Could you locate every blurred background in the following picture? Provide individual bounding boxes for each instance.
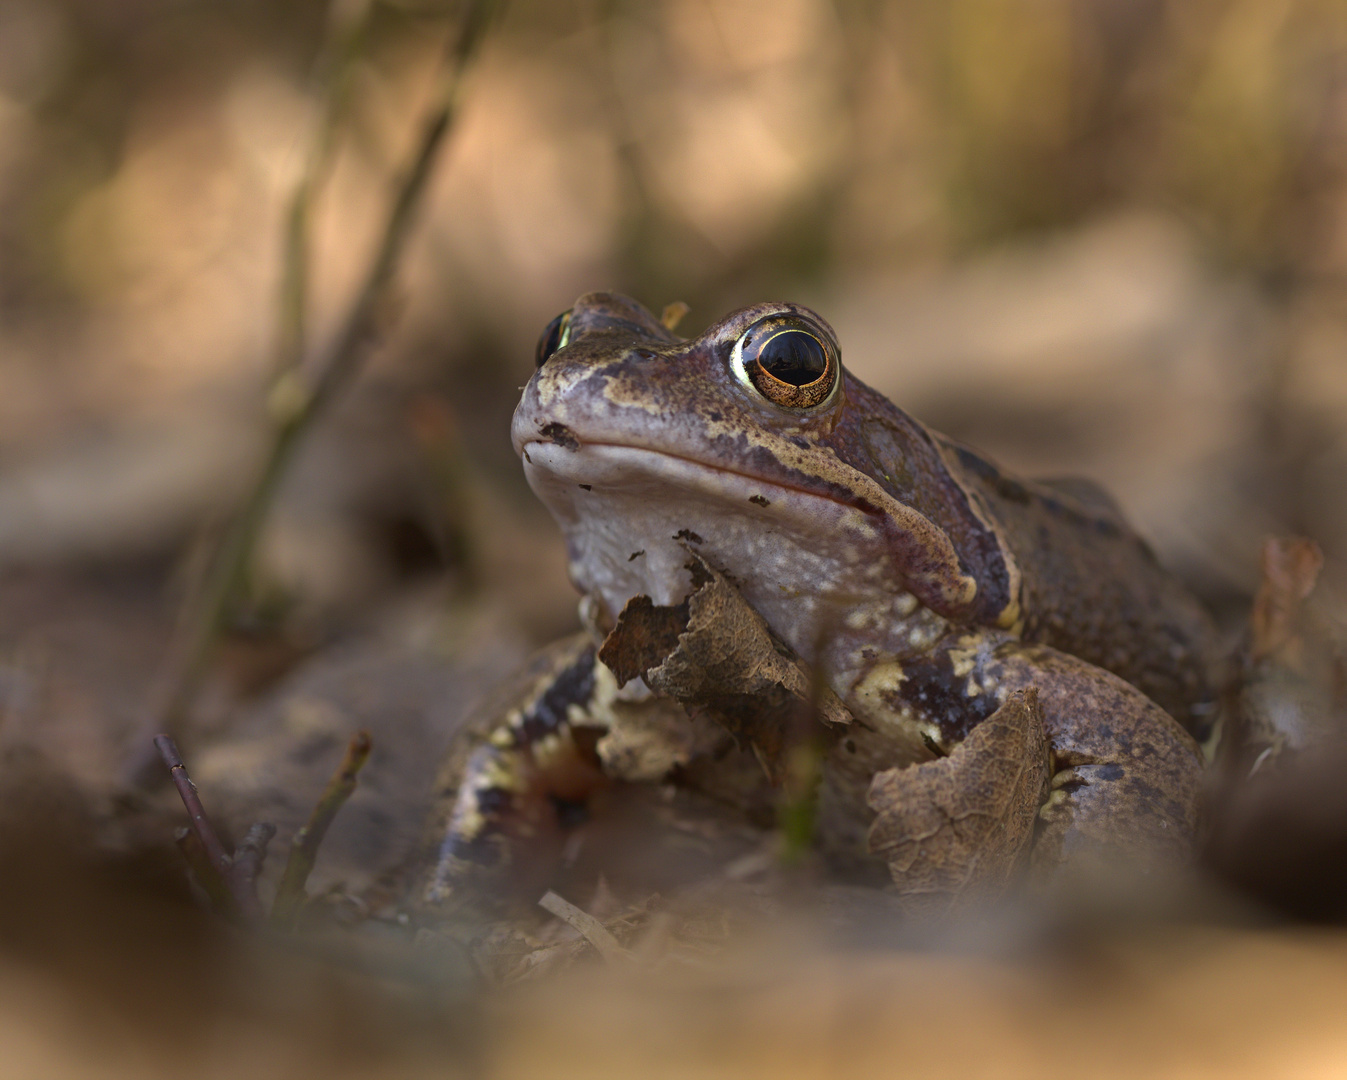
[2,0,1347,1075]
[4,0,1347,615]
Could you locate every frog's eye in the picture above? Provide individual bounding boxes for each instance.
[535,311,572,368]
[731,316,839,409]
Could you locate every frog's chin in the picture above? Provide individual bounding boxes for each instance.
[518,439,916,664]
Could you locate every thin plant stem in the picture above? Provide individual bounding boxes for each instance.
[777,628,835,866]
[276,0,376,378]
[271,731,372,929]
[156,734,233,878]
[229,821,278,922]
[175,827,238,918]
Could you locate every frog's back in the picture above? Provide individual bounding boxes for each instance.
[828,375,1220,735]
[952,439,1219,733]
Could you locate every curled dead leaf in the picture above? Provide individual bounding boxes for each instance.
[598,556,852,784]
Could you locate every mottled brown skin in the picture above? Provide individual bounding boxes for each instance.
[416,293,1218,905]
[872,629,1203,867]
[829,388,1218,737]
[515,294,1219,726]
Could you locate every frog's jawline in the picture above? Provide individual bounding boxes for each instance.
[519,438,943,673]
[531,439,878,520]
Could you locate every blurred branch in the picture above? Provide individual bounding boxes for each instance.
[272,730,373,930]
[276,0,377,378]
[152,0,498,743]
[175,827,238,919]
[229,821,278,922]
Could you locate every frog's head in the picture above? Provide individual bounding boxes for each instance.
[513,293,1003,663]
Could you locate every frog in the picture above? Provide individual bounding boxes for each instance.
[416,292,1220,907]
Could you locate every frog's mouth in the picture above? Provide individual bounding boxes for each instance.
[519,438,885,542]
[523,438,867,511]
[519,437,909,624]
[519,415,979,619]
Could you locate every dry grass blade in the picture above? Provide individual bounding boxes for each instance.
[271,731,373,929]
[538,891,629,964]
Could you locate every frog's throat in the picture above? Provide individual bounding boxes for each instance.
[519,439,978,619]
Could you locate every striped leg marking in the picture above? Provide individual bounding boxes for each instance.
[424,644,612,903]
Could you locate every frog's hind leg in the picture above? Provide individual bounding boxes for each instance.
[880,630,1205,884]
[989,641,1204,873]
[418,634,612,908]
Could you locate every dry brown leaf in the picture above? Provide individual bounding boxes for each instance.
[867,689,1050,912]
[1250,536,1324,667]
[1236,536,1343,768]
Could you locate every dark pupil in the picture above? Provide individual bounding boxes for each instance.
[755,329,828,386]
[535,312,569,368]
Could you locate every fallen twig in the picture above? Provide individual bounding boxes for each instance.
[156,734,233,883]
[272,731,373,929]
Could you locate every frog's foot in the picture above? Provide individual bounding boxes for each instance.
[424,730,607,905]
[415,635,610,911]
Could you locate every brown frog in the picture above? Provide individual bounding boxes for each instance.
[417,293,1219,905]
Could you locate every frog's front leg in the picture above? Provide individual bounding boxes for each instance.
[877,631,1204,876]
[418,634,612,907]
